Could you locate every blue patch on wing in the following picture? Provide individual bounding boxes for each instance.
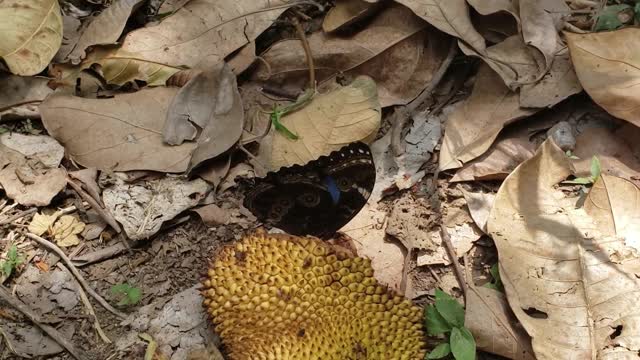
[323,176,340,204]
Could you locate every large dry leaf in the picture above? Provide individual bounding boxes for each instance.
[40,87,197,172]
[1,133,64,168]
[396,0,485,54]
[164,61,243,170]
[66,0,145,62]
[488,139,640,359]
[270,76,380,170]
[0,166,67,206]
[567,29,640,127]
[0,0,62,75]
[256,3,449,107]
[519,0,568,70]
[465,286,535,360]
[322,0,379,33]
[439,64,537,171]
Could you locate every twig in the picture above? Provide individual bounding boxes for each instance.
[57,263,111,344]
[0,285,88,360]
[564,21,588,34]
[390,39,458,157]
[399,247,412,297]
[25,233,127,319]
[291,17,316,89]
[0,208,37,226]
[71,242,128,267]
[66,178,121,233]
[439,226,468,299]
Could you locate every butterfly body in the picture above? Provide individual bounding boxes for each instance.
[243,142,375,238]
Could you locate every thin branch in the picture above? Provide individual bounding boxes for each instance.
[440,226,468,299]
[292,16,316,89]
[25,233,127,319]
[0,285,88,360]
[0,208,37,226]
[66,178,121,233]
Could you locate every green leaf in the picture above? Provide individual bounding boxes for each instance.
[590,156,601,181]
[2,262,12,277]
[594,4,633,31]
[450,327,476,360]
[111,283,142,306]
[427,342,451,359]
[564,177,593,185]
[425,304,452,335]
[635,2,640,23]
[435,289,465,328]
[0,126,8,135]
[483,263,504,292]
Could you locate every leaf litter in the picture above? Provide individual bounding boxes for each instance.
[2,0,640,359]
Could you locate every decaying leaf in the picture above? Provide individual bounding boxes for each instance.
[51,215,85,247]
[439,64,537,171]
[66,0,145,62]
[488,139,640,359]
[0,0,63,75]
[567,29,640,128]
[270,76,381,170]
[257,3,450,107]
[416,223,481,266]
[102,175,210,240]
[465,286,535,360]
[40,87,198,173]
[386,193,436,251]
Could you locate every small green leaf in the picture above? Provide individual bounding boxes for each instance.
[590,156,601,181]
[2,262,13,277]
[565,150,579,160]
[564,177,594,185]
[450,327,476,360]
[594,4,633,31]
[427,342,451,359]
[0,126,8,135]
[425,304,452,335]
[635,2,640,22]
[111,283,142,306]
[483,263,504,292]
[435,289,465,328]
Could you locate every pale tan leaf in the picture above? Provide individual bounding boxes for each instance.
[488,139,640,359]
[256,3,449,107]
[1,133,64,169]
[28,212,60,236]
[270,76,381,170]
[0,0,62,75]
[39,87,197,173]
[460,189,495,233]
[322,0,379,33]
[67,0,145,62]
[519,0,568,69]
[395,0,486,53]
[439,64,537,171]
[0,165,67,206]
[465,286,535,360]
[51,215,85,247]
[567,29,640,127]
[50,47,182,87]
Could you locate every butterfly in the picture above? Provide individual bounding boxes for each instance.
[243,142,376,238]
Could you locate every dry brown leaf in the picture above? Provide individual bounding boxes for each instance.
[192,204,230,226]
[164,61,243,170]
[439,64,537,171]
[227,42,256,75]
[54,15,82,62]
[256,3,449,107]
[567,29,640,127]
[322,0,379,33]
[488,139,640,359]
[68,168,102,205]
[40,87,197,173]
[519,0,568,70]
[0,133,64,169]
[0,74,53,119]
[460,188,495,233]
[416,224,480,266]
[465,286,535,360]
[270,76,380,170]
[0,166,67,206]
[66,0,145,62]
[386,193,436,251]
[573,125,640,187]
[0,0,62,75]
[51,215,85,247]
[396,0,486,54]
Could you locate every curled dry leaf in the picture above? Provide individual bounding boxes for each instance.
[0,166,67,206]
[66,0,145,62]
[488,139,640,359]
[164,61,243,170]
[0,0,62,75]
[322,0,380,33]
[40,87,197,173]
[0,74,53,119]
[567,29,640,128]
[51,215,85,247]
[270,76,381,170]
[439,64,537,171]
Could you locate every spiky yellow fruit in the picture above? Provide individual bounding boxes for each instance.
[202,231,425,359]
